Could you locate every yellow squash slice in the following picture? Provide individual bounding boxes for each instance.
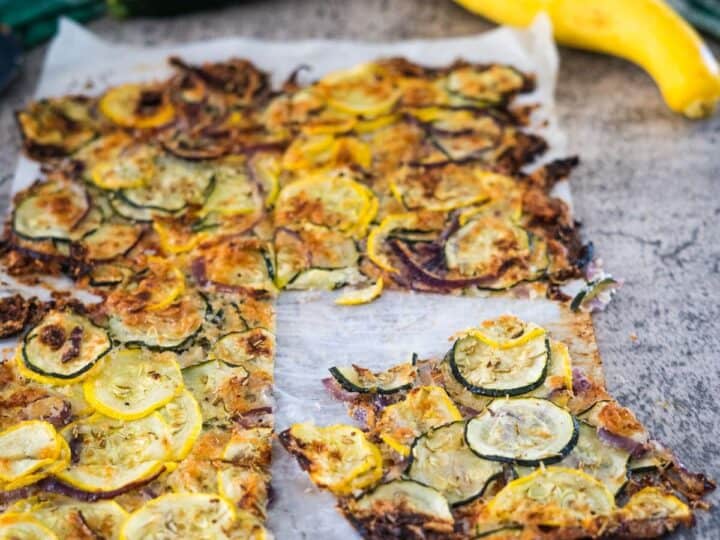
[158,390,203,461]
[0,421,62,486]
[0,513,58,540]
[280,423,383,495]
[99,83,175,128]
[334,277,384,306]
[57,413,171,493]
[83,348,184,420]
[31,499,128,540]
[377,385,462,456]
[120,493,237,540]
[488,466,615,527]
[89,143,158,190]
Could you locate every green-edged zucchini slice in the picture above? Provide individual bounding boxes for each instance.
[31,499,128,540]
[487,466,615,526]
[57,413,171,493]
[83,348,184,420]
[570,276,619,312]
[0,421,62,483]
[558,422,630,494]
[108,292,204,350]
[158,390,203,461]
[329,363,416,394]
[120,493,237,540]
[209,328,275,375]
[120,155,214,213]
[21,310,111,383]
[449,332,549,397]
[109,194,164,222]
[88,263,134,287]
[13,180,89,242]
[201,165,262,217]
[445,212,529,278]
[465,398,578,465]
[0,513,58,540]
[80,222,143,261]
[352,479,453,522]
[196,237,276,293]
[407,421,503,506]
[628,454,667,474]
[285,267,364,290]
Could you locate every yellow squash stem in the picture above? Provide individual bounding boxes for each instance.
[453,0,720,118]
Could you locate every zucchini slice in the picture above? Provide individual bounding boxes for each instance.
[209,329,275,375]
[120,155,213,213]
[570,276,619,312]
[487,467,615,527]
[558,422,630,495]
[201,165,263,217]
[158,390,203,461]
[17,96,97,157]
[274,171,377,235]
[0,513,58,540]
[89,263,134,287]
[377,385,462,456]
[108,292,204,350]
[279,423,382,496]
[351,479,453,523]
[444,212,530,278]
[89,143,158,190]
[31,499,128,540]
[57,413,171,493]
[285,267,365,291]
[83,348,184,420]
[328,362,415,394]
[469,316,545,349]
[449,330,549,397]
[21,310,111,383]
[107,257,185,313]
[80,222,143,261]
[99,83,175,129]
[0,421,62,484]
[13,180,89,242]
[195,237,276,293]
[407,421,503,506]
[120,493,237,540]
[465,398,578,465]
[109,195,163,222]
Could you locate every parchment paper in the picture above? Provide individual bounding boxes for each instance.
[7,16,589,539]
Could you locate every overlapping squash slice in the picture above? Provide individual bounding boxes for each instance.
[158,390,203,461]
[29,498,128,540]
[0,513,58,540]
[193,237,276,293]
[89,142,158,190]
[83,348,184,420]
[0,421,69,490]
[201,165,263,217]
[99,83,175,128]
[209,328,275,374]
[279,423,382,495]
[80,222,143,261]
[407,421,503,505]
[16,96,98,157]
[57,413,171,493]
[334,278,384,305]
[376,385,462,456]
[329,361,415,394]
[119,493,238,540]
[445,65,527,105]
[319,62,400,117]
[19,310,111,384]
[487,467,615,527]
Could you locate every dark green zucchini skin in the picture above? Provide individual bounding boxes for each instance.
[570,277,618,311]
[328,366,413,395]
[464,412,580,467]
[405,420,503,507]
[448,338,550,398]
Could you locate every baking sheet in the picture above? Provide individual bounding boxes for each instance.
[6,16,595,539]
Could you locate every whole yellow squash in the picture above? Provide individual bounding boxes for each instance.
[453,0,720,118]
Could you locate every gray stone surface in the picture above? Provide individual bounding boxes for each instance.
[0,1,718,537]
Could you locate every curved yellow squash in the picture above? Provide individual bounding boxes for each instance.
[453,0,720,118]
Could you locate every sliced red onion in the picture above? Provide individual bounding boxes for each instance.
[572,368,594,395]
[598,427,647,457]
[322,377,357,403]
[38,469,164,502]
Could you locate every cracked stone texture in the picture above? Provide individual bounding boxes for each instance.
[0,1,718,537]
